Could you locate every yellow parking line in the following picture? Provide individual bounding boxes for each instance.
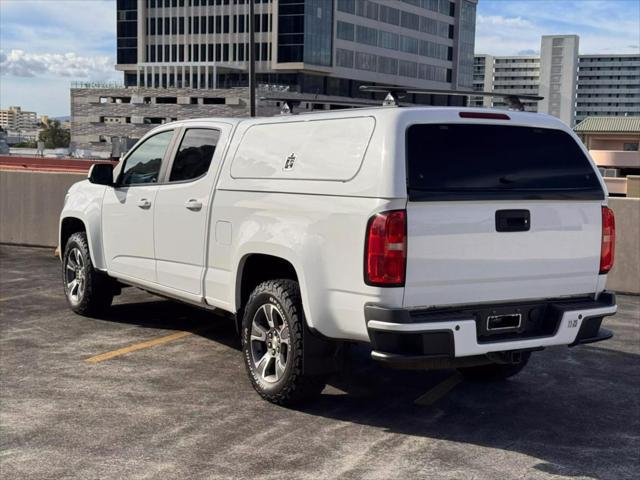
[414,372,463,406]
[86,331,193,364]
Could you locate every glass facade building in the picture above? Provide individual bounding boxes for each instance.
[115,0,477,102]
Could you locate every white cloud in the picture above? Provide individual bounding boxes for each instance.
[477,15,533,28]
[0,49,117,80]
[476,0,640,56]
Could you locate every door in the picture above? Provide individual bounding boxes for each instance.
[154,127,223,295]
[102,129,175,283]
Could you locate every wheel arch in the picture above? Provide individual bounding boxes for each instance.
[59,214,106,270]
[234,252,307,332]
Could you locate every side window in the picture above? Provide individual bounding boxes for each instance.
[169,128,220,182]
[120,130,174,186]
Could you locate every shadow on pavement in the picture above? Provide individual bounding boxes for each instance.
[96,296,639,480]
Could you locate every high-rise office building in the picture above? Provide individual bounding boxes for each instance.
[115,0,477,97]
[576,54,640,123]
[473,35,639,126]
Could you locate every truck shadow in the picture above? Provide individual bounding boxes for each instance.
[307,343,640,480]
[102,296,638,480]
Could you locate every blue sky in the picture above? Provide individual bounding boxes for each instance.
[1,0,639,116]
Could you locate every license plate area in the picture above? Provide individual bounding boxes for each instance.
[486,313,522,331]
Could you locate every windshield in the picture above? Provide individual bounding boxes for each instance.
[406,124,604,201]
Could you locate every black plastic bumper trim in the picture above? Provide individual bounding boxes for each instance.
[365,292,616,325]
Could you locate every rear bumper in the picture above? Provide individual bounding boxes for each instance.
[365,292,617,364]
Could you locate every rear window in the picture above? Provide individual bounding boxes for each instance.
[406,124,603,201]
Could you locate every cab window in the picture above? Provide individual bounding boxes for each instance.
[120,130,174,186]
[169,129,220,182]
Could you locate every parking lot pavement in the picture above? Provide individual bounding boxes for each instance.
[1,245,639,480]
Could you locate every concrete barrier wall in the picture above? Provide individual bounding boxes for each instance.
[0,170,84,247]
[607,197,640,294]
[1,170,638,294]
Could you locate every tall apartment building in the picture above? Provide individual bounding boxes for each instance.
[0,106,39,131]
[472,54,541,111]
[538,35,579,126]
[473,35,639,127]
[576,54,640,123]
[115,0,477,96]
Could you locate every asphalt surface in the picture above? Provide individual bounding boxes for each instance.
[1,245,639,480]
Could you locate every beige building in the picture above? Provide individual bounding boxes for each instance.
[575,116,640,197]
[0,106,39,131]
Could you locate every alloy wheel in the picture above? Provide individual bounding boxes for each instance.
[249,303,290,383]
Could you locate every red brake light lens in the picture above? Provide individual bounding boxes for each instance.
[365,210,407,286]
[459,112,510,120]
[600,206,615,274]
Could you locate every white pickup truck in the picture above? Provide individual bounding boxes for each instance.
[60,106,617,405]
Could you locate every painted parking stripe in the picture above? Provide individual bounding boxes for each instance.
[414,372,463,406]
[86,331,193,364]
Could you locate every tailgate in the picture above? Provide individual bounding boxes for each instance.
[404,201,602,308]
[403,121,605,309]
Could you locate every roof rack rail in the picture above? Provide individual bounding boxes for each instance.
[359,85,544,111]
[259,95,377,114]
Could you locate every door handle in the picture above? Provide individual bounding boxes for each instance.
[495,209,530,232]
[137,198,152,209]
[185,199,203,211]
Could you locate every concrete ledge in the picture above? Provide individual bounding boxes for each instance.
[0,170,84,247]
[607,197,640,294]
[1,169,638,294]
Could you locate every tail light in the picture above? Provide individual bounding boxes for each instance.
[599,206,615,274]
[365,210,407,286]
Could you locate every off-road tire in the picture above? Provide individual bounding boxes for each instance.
[241,279,326,405]
[458,352,531,381]
[62,232,114,316]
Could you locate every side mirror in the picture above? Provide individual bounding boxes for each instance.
[88,163,114,186]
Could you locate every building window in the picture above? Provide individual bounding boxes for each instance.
[336,48,354,68]
[337,0,355,14]
[355,52,377,72]
[378,56,398,75]
[400,11,420,31]
[336,21,354,41]
[379,5,400,25]
[355,25,377,47]
[399,59,418,78]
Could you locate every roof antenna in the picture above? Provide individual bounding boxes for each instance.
[382,92,397,107]
[280,102,291,115]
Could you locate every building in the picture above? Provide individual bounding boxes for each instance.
[576,54,640,124]
[73,0,478,152]
[472,54,540,111]
[0,106,39,131]
[574,116,640,197]
[72,85,261,150]
[538,35,579,126]
[473,35,640,127]
[116,0,477,94]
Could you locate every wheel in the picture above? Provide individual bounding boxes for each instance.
[62,232,114,316]
[241,279,326,405]
[458,352,531,381]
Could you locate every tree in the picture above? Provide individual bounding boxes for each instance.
[38,120,70,148]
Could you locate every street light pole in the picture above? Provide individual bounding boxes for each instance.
[249,0,256,117]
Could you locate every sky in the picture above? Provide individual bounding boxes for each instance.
[1,0,639,117]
